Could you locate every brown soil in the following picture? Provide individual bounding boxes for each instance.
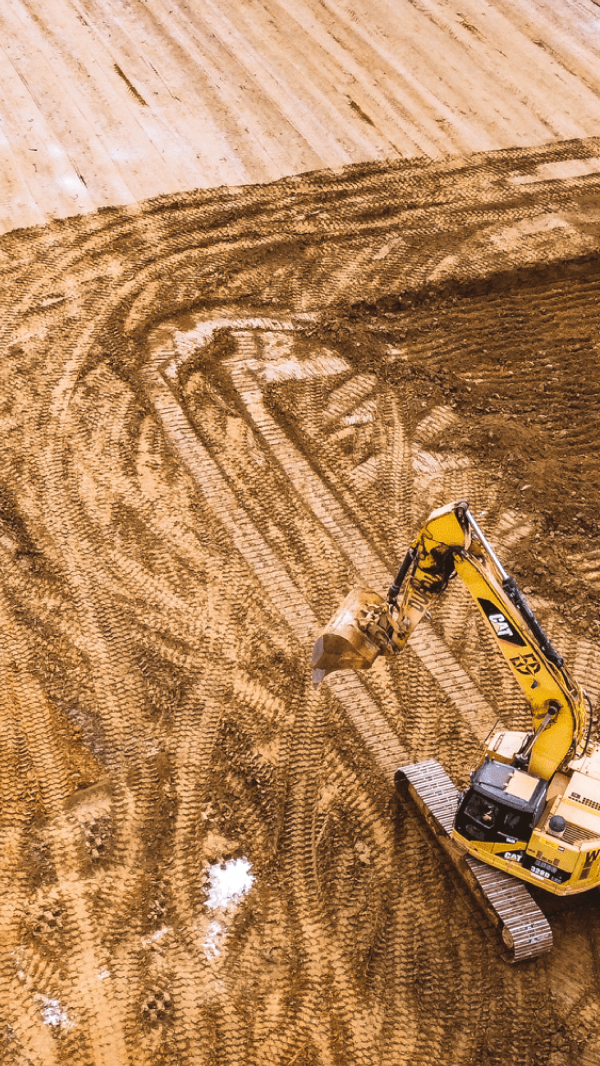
[313,272,600,633]
[1,138,600,1065]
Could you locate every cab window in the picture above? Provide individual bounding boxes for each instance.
[465,793,498,828]
[504,810,524,836]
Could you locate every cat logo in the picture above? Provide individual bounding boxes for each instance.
[477,598,526,647]
[489,612,513,638]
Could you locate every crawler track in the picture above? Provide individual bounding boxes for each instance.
[396,759,553,963]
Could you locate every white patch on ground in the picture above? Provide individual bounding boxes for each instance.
[259,352,350,383]
[204,920,224,958]
[205,858,254,910]
[201,858,255,960]
[343,399,377,425]
[511,158,600,184]
[174,320,229,356]
[141,926,171,948]
[490,214,572,248]
[173,317,299,360]
[39,997,73,1029]
[373,236,405,260]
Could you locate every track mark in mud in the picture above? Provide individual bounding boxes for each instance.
[2,140,600,1064]
[163,316,500,742]
[348,99,377,129]
[113,65,148,107]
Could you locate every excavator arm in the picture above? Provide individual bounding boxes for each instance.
[312,500,588,780]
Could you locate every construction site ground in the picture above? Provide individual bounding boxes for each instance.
[2,100,600,1066]
[5,0,600,233]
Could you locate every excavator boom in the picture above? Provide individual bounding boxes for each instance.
[313,500,587,780]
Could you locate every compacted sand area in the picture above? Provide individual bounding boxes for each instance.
[4,0,600,231]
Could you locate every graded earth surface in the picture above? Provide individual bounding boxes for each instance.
[4,0,600,232]
[2,2,600,1065]
[1,135,600,1066]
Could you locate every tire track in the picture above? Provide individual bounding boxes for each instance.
[0,592,130,1066]
[284,682,374,1066]
[0,698,60,1066]
[173,322,500,743]
[2,143,600,1063]
[140,360,407,777]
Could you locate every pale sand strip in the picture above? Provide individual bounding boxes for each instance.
[3,0,600,231]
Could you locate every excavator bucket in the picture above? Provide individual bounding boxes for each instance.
[312,588,388,686]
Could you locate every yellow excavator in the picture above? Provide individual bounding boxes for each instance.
[313,501,598,961]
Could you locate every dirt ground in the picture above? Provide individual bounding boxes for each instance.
[1,136,600,1066]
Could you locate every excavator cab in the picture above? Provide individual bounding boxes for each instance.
[455,759,548,845]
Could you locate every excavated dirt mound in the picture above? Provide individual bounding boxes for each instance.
[1,137,600,1066]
